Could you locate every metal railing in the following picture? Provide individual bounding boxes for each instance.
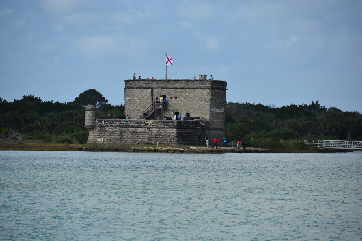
[304,140,362,149]
[140,102,155,119]
[140,100,167,119]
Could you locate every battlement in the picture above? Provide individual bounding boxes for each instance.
[125,79,227,90]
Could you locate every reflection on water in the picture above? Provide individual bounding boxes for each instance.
[1,151,361,240]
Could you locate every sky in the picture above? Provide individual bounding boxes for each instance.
[1,0,362,113]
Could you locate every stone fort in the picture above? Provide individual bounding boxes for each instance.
[85,75,227,145]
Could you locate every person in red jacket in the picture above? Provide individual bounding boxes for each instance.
[212,137,218,149]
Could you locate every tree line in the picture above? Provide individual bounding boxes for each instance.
[0,89,124,144]
[1,89,361,148]
[225,101,362,149]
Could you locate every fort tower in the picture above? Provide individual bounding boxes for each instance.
[86,75,227,145]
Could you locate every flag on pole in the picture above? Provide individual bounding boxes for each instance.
[165,55,173,65]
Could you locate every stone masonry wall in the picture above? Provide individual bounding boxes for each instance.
[209,86,226,131]
[124,79,227,123]
[88,119,204,145]
[124,88,152,119]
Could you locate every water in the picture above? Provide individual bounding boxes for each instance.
[1,151,361,240]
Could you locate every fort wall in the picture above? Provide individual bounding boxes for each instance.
[86,78,227,145]
[124,79,227,127]
[87,119,204,145]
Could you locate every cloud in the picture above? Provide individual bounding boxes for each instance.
[229,1,329,25]
[40,0,154,27]
[58,11,135,26]
[201,37,218,50]
[178,1,216,21]
[191,31,219,50]
[52,24,64,33]
[180,20,219,51]
[78,35,116,59]
[77,34,147,60]
[41,0,82,14]
[216,64,231,76]
[0,9,13,17]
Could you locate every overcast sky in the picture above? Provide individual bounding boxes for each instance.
[1,0,361,113]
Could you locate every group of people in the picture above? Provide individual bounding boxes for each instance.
[134,73,215,81]
[132,73,155,80]
[199,136,219,149]
[197,135,246,149]
[193,75,214,80]
[155,96,166,108]
[173,113,183,120]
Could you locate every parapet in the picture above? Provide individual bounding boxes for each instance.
[199,74,207,80]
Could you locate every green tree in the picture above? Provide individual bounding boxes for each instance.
[96,104,125,117]
[322,111,362,140]
[302,120,316,137]
[54,121,82,135]
[1,111,23,130]
[73,89,108,108]
[267,128,300,140]
[226,122,250,140]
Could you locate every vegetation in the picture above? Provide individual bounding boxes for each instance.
[225,101,362,149]
[1,89,361,152]
[0,89,124,144]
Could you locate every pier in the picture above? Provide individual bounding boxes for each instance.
[304,140,362,150]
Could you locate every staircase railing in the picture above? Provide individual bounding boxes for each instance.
[140,102,155,119]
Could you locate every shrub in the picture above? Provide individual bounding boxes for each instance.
[56,135,73,144]
[267,128,300,140]
[24,133,52,141]
[54,122,82,135]
[70,130,89,144]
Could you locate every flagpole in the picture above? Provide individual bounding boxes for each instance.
[165,52,167,79]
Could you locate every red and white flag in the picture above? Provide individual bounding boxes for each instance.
[165,55,173,65]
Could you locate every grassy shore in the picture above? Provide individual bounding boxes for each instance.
[0,141,84,151]
[0,140,344,153]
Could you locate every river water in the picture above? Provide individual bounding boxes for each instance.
[0,151,361,240]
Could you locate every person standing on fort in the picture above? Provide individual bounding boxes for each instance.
[155,96,159,107]
[237,136,242,149]
[132,73,136,80]
[159,96,163,107]
[205,136,209,148]
[212,137,218,149]
[163,96,167,107]
[223,136,227,147]
[209,75,214,80]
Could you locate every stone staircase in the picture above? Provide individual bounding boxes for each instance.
[140,103,155,119]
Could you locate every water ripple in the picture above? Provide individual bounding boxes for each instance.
[1,151,361,240]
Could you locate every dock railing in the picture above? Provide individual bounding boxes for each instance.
[303,140,362,150]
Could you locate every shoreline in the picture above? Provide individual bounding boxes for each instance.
[0,142,352,153]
